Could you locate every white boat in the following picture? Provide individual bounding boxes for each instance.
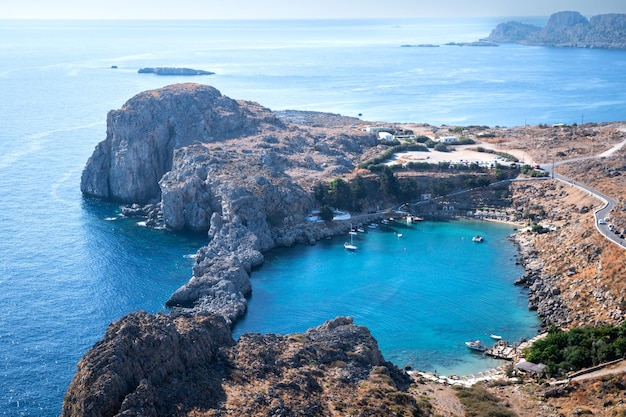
[472,235,484,243]
[397,233,403,238]
[344,242,357,251]
[357,227,365,233]
[344,232,357,251]
[490,334,502,340]
[465,340,486,352]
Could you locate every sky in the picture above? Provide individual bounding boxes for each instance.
[3,0,626,20]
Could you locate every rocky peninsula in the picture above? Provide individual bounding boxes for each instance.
[485,11,626,49]
[71,83,626,416]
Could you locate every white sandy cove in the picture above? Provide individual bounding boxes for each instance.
[410,367,510,387]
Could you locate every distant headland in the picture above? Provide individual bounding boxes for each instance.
[484,10,626,49]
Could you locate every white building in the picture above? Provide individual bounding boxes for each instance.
[439,136,458,143]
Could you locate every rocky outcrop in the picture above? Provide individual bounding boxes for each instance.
[80,83,275,203]
[512,233,571,331]
[61,315,422,417]
[81,83,379,321]
[138,67,214,76]
[485,11,626,49]
[485,21,542,43]
[60,311,235,417]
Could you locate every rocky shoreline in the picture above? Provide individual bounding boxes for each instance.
[511,232,571,332]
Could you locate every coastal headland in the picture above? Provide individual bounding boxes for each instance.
[484,11,626,49]
[68,83,626,416]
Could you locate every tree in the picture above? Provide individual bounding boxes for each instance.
[313,182,327,205]
[327,178,352,210]
[379,166,399,197]
[350,174,367,200]
[319,205,334,222]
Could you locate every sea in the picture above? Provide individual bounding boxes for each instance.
[1,17,626,416]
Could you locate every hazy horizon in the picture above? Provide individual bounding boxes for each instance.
[4,0,626,20]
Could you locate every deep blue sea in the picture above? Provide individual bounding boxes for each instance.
[1,18,626,416]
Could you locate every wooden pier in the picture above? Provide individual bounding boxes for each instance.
[485,340,518,361]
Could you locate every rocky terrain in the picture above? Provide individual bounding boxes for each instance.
[70,83,626,416]
[485,11,626,49]
[61,315,425,417]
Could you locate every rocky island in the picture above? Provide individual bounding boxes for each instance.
[70,83,626,416]
[138,67,215,76]
[485,10,626,49]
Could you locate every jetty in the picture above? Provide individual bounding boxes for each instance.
[484,340,517,360]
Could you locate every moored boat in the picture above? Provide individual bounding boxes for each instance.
[465,340,486,352]
[344,232,357,251]
[472,235,484,243]
[344,242,357,251]
[490,334,502,340]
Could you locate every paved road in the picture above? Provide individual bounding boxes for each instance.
[571,360,626,382]
[539,138,626,250]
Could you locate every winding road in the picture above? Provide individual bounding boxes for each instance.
[540,137,626,250]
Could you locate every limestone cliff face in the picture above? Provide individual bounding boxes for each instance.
[61,315,422,417]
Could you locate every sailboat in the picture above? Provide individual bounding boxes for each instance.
[344,231,358,251]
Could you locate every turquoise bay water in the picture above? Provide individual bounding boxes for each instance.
[1,18,625,416]
[235,220,537,376]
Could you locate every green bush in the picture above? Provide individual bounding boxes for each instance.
[358,143,428,169]
[524,323,626,375]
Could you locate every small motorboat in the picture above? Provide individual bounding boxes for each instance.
[472,235,484,243]
[465,340,487,352]
[490,334,502,340]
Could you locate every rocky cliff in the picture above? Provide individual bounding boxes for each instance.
[80,84,274,204]
[485,11,626,49]
[61,315,423,417]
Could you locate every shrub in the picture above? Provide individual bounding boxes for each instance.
[454,385,517,417]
